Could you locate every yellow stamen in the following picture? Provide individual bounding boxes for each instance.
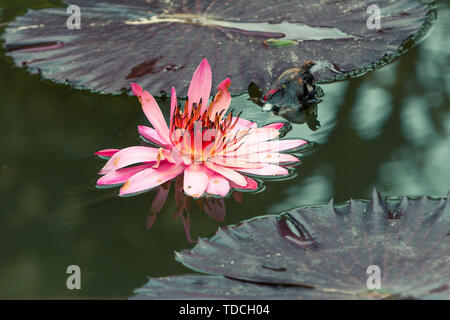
[153,148,165,168]
[122,181,131,190]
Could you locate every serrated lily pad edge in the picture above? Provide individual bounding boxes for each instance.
[317,1,437,85]
[173,187,449,276]
[130,188,449,299]
[0,2,438,97]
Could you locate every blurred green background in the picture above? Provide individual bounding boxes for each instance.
[0,1,448,298]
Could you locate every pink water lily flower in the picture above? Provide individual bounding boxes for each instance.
[95,59,306,198]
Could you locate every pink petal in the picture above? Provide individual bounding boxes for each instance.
[188,58,212,113]
[94,149,119,158]
[100,146,159,174]
[97,164,152,185]
[204,161,247,187]
[206,171,230,197]
[264,139,307,152]
[140,91,171,144]
[170,87,176,131]
[277,153,301,163]
[237,164,289,176]
[183,164,208,198]
[232,117,257,130]
[243,153,300,164]
[262,122,285,130]
[209,156,263,169]
[210,78,231,118]
[119,163,185,196]
[238,127,280,146]
[226,139,307,156]
[230,176,259,190]
[138,125,173,149]
[131,83,143,97]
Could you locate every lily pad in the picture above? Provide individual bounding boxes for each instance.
[2,0,435,95]
[132,275,346,300]
[134,189,450,299]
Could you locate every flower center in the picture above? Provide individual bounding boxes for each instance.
[170,100,248,163]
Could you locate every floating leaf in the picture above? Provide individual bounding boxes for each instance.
[134,189,450,299]
[132,275,346,300]
[2,0,435,95]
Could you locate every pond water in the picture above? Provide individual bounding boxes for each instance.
[0,1,448,298]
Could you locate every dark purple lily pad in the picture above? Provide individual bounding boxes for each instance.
[132,275,349,300]
[135,189,449,299]
[2,0,435,95]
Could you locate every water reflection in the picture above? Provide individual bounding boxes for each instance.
[277,103,321,130]
[146,175,245,243]
[350,86,393,140]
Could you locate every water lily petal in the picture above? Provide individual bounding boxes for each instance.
[244,153,300,164]
[277,153,301,163]
[170,86,176,131]
[233,117,257,130]
[131,83,143,97]
[97,164,152,185]
[188,58,212,113]
[100,146,159,174]
[205,161,247,187]
[210,78,231,118]
[238,127,280,146]
[94,149,120,158]
[230,176,259,190]
[140,90,171,143]
[209,156,263,169]
[261,122,285,130]
[119,163,185,196]
[206,171,230,197]
[138,125,173,149]
[258,139,307,153]
[183,164,209,198]
[226,139,307,156]
[237,164,289,176]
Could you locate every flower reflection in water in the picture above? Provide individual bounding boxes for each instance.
[146,175,247,243]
